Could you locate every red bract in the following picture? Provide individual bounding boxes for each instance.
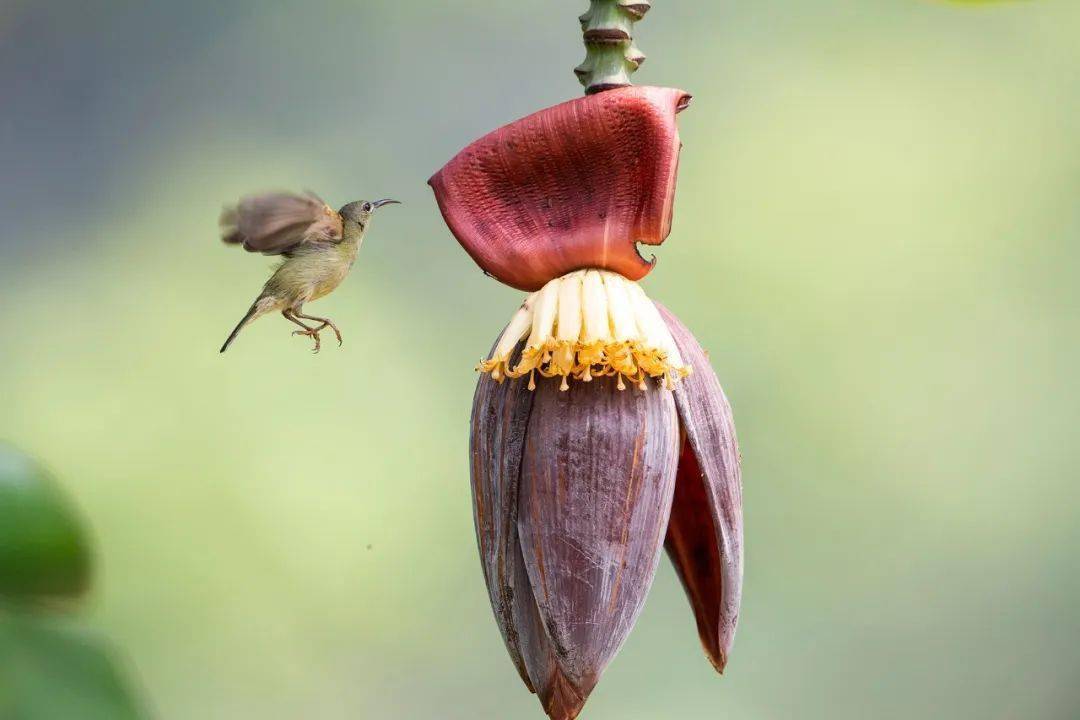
[657,303,743,673]
[429,86,691,291]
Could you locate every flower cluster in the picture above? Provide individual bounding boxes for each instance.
[479,269,691,391]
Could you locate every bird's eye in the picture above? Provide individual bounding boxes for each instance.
[361,202,373,212]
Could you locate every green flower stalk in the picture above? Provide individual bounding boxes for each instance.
[574,0,650,94]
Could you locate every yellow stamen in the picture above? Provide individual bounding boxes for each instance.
[478,269,692,391]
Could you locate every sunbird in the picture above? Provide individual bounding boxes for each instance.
[218,192,398,353]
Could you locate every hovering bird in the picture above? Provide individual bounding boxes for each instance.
[218,192,399,353]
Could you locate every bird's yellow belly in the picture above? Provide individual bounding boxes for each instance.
[266,242,357,305]
[309,269,347,301]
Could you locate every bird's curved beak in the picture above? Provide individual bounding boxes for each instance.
[372,198,401,209]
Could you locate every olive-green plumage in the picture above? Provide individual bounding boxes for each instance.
[219,194,398,353]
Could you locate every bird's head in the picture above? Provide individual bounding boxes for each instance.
[339,198,401,228]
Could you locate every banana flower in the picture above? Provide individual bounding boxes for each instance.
[430,86,742,720]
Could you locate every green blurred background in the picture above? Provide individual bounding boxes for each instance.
[2,0,1078,717]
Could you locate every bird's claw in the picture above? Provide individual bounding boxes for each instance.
[292,328,322,353]
[315,322,344,346]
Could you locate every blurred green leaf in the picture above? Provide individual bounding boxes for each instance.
[0,445,92,603]
[0,614,148,720]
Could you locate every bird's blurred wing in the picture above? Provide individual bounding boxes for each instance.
[220,192,343,255]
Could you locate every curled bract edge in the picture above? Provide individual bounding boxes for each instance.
[429,86,691,291]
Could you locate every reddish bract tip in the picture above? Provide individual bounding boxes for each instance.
[429,86,691,291]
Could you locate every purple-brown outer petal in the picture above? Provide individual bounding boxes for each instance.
[469,360,543,691]
[429,86,691,291]
[655,302,744,673]
[517,376,679,718]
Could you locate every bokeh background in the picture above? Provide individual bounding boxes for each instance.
[2,0,1079,718]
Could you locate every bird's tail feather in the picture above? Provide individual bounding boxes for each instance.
[220,298,273,353]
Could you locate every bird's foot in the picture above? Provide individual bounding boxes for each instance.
[292,328,322,353]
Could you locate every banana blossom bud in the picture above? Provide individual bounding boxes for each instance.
[431,86,742,720]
